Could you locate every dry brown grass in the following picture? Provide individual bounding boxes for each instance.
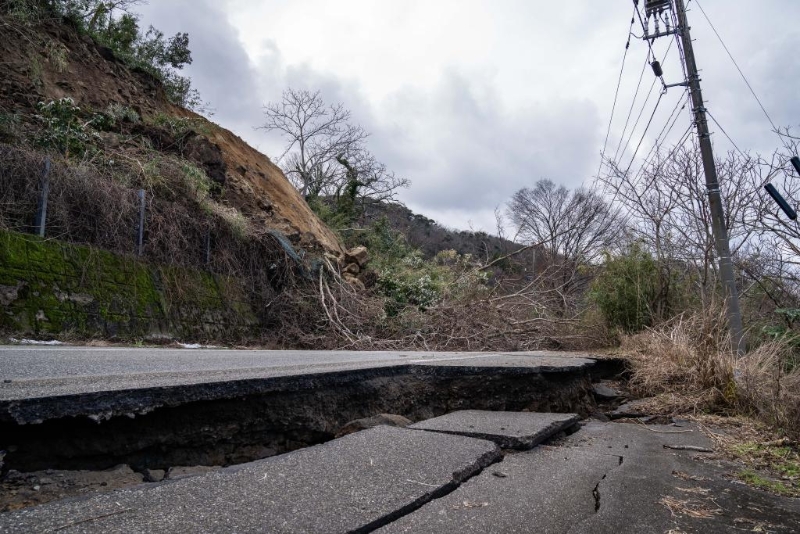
[619,305,800,440]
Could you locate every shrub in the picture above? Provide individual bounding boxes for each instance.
[590,242,658,333]
[33,97,98,156]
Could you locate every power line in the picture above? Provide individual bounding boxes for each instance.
[629,88,691,186]
[694,0,779,135]
[707,109,749,161]
[596,6,638,179]
[613,37,676,166]
[624,89,666,176]
[611,55,651,163]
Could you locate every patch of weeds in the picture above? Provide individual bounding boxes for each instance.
[141,156,168,190]
[45,40,69,73]
[0,110,21,140]
[737,470,797,497]
[92,104,141,132]
[106,103,141,124]
[205,203,248,239]
[29,55,43,88]
[33,98,99,157]
[181,163,214,200]
[723,438,799,497]
[6,0,43,24]
[150,113,209,138]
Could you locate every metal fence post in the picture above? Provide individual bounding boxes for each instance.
[33,157,51,237]
[204,230,212,267]
[136,189,146,256]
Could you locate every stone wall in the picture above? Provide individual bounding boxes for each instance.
[0,230,260,340]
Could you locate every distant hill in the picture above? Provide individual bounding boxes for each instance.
[358,201,523,263]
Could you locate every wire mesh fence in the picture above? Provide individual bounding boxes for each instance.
[0,144,296,307]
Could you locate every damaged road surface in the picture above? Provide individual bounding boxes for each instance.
[0,426,501,533]
[0,348,598,471]
[382,421,800,534]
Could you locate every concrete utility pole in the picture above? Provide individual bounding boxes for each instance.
[672,0,745,354]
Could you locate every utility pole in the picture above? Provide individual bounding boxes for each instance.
[674,0,745,354]
[641,0,745,355]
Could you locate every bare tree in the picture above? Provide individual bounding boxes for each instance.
[260,89,409,206]
[598,138,800,319]
[506,179,620,311]
[507,179,620,265]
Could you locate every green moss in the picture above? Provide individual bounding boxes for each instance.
[738,470,797,497]
[0,229,260,341]
[0,231,30,270]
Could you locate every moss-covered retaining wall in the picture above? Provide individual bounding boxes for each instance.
[0,230,260,340]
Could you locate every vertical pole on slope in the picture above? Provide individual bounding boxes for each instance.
[136,189,146,257]
[673,0,745,355]
[204,229,212,267]
[34,157,51,237]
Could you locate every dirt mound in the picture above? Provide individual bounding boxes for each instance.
[0,17,342,255]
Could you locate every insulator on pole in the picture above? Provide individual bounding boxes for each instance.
[645,0,672,17]
[765,183,798,221]
[791,156,800,176]
[651,60,663,77]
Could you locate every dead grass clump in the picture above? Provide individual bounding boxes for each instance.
[621,306,800,439]
[659,495,721,519]
[735,342,800,437]
[623,306,735,402]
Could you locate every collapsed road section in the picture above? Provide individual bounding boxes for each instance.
[0,348,604,472]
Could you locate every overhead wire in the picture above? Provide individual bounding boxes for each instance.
[596,5,638,180]
[707,110,748,160]
[624,89,666,176]
[611,54,651,164]
[693,0,780,137]
[629,88,691,187]
[613,37,675,166]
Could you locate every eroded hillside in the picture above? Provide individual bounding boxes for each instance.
[0,14,342,255]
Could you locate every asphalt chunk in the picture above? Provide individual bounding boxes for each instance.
[0,426,501,533]
[409,410,580,449]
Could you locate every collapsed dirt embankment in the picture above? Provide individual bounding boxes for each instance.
[0,15,342,256]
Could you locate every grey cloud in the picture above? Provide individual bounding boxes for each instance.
[371,70,600,214]
[133,0,799,233]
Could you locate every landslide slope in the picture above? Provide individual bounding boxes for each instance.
[0,15,342,255]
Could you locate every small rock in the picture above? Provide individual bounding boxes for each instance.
[492,471,508,478]
[592,383,623,400]
[32,485,40,491]
[345,246,369,267]
[342,274,366,291]
[609,398,653,419]
[143,469,166,483]
[343,263,360,275]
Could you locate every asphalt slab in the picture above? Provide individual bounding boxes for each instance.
[409,410,580,449]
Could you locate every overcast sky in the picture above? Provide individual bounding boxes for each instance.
[136,0,800,234]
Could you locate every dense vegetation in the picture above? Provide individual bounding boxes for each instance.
[2,0,203,110]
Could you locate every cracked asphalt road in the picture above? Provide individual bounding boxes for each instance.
[383,421,800,534]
